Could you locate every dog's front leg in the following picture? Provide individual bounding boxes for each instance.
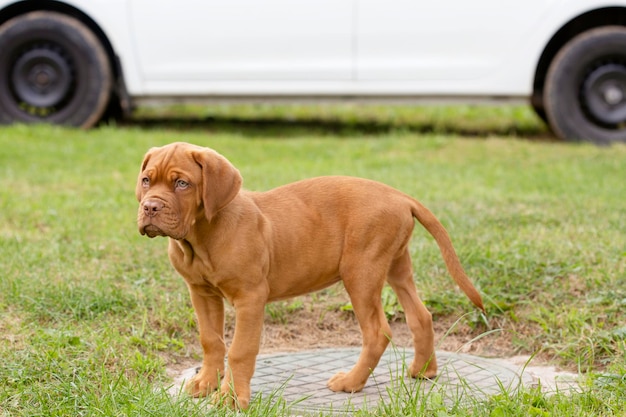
[185,286,226,397]
[217,292,267,409]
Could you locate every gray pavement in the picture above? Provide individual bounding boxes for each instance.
[170,347,565,414]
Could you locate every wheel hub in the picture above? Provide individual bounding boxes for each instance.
[11,46,73,109]
[582,63,626,126]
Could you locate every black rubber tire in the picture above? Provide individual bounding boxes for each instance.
[544,26,626,145]
[0,11,112,128]
[530,100,549,126]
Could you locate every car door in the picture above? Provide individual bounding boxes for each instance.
[356,0,555,91]
[128,0,353,90]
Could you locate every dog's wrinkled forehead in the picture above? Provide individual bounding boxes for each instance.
[142,142,202,180]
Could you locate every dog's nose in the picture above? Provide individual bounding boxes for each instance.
[143,199,164,217]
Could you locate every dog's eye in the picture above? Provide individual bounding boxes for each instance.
[142,177,150,187]
[176,179,190,189]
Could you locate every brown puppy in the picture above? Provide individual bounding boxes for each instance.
[136,142,484,409]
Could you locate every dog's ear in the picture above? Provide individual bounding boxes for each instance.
[191,148,243,223]
[135,148,155,202]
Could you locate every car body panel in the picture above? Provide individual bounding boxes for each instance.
[1,0,626,98]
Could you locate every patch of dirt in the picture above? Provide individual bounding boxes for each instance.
[257,299,515,358]
[0,310,26,350]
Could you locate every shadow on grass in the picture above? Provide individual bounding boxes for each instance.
[118,105,554,141]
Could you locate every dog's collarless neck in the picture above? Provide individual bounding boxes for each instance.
[173,238,195,266]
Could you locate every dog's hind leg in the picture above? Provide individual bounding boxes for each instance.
[387,250,438,378]
[327,263,392,393]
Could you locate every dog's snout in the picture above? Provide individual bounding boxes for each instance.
[143,199,164,217]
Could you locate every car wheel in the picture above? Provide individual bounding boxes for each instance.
[531,103,549,127]
[0,11,112,128]
[544,26,626,145]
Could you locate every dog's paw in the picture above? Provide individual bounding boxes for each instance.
[327,372,366,393]
[184,371,219,397]
[408,359,438,379]
[210,384,250,410]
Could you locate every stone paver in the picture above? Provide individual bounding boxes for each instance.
[251,348,531,412]
[171,347,545,413]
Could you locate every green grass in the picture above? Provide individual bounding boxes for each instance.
[1,104,625,416]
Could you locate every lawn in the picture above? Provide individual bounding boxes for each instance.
[0,104,625,416]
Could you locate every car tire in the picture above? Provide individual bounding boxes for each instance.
[0,11,112,128]
[531,101,549,126]
[544,26,626,145]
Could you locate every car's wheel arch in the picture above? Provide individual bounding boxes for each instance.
[0,0,130,120]
[531,7,626,118]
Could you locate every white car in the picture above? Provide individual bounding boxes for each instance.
[1,0,626,144]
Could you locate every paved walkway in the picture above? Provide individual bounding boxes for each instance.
[251,348,532,413]
[170,347,579,413]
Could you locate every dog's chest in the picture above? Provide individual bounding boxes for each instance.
[168,238,216,284]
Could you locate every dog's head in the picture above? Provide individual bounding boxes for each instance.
[136,142,242,239]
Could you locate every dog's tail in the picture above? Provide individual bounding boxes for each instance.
[410,200,485,313]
